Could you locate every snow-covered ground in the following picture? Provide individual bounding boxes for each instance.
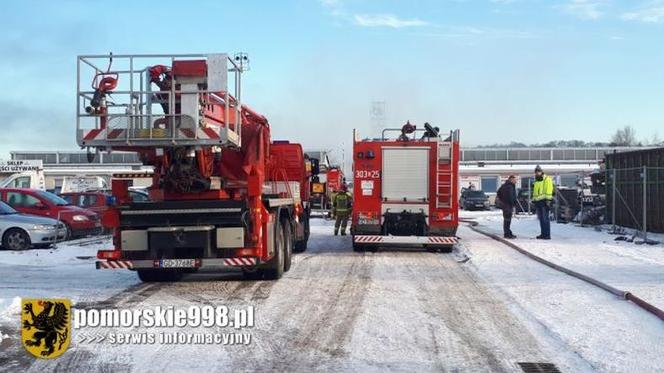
[0,239,138,321]
[0,216,662,372]
[459,210,664,372]
[462,210,664,308]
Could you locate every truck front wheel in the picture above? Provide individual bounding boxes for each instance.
[262,219,285,280]
[294,213,309,252]
[282,219,293,272]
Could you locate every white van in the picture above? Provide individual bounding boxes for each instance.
[0,160,45,189]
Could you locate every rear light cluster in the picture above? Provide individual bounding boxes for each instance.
[97,250,121,260]
[358,212,380,225]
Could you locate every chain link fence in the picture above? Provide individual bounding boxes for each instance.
[606,166,664,240]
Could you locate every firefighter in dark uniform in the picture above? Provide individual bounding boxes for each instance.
[332,184,352,236]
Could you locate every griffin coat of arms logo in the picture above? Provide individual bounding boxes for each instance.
[21,298,71,359]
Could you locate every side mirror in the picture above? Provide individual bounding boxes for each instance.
[34,202,47,209]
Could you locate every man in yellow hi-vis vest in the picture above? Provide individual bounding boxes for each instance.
[332,184,352,236]
[532,165,554,239]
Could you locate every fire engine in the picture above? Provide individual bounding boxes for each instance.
[326,167,344,198]
[76,53,310,281]
[310,165,344,212]
[351,122,460,252]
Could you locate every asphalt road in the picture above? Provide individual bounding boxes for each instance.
[7,220,592,372]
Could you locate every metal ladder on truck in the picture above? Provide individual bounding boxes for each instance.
[435,140,454,209]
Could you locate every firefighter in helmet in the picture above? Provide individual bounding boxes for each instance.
[332,184,353,236]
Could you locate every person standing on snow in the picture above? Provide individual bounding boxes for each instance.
[532,165,555,240]
[496,175,518,239]
[332,184,352,236]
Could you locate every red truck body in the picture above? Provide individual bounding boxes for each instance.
[269,141,311,250]
[350,125,460,251]
[77,53,309,281]
[326,168,344,194]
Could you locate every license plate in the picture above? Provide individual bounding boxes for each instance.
[158,259,199,268]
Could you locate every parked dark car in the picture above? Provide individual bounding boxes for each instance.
[460,190,490,211]
[0,188,101,239]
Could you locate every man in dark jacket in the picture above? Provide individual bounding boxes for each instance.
[496,175,518,238]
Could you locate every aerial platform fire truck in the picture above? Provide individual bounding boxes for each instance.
[77,53,310,281]
[351,122,460,252]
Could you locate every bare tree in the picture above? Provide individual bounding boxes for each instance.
[610,126,638,146]
[645,132,662,146]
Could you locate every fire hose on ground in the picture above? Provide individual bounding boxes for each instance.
[460,218,664,322]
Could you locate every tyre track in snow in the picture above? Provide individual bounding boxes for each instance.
[223,233,374,371]
[283,252,372,357]
[403,251,547,372]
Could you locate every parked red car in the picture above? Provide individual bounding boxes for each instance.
[0,188,101,239]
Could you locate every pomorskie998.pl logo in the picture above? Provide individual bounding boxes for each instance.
[20,299,255,359]
[74,305,255,346]
[74,305,254,329]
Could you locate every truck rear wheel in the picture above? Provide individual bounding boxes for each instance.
[137,269,183,282]
[352,242,366,252]
[424,244,454,254]
[262,219,285,280]
[282,219,293,272]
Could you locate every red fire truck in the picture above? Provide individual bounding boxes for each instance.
[76,53,310,281]
[310,166,344,211]
[326,167,344,196]
[351,122,460,252]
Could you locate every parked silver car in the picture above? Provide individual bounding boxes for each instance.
[0,201,67,250]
